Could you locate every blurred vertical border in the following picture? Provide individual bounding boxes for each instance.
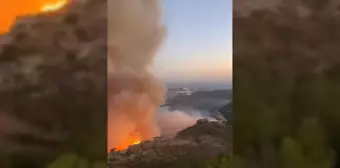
[0,0,108,167]
[233,0,340,168]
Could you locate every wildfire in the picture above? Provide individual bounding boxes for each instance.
[115,132,142,151]
[40,0,68,12]
[132,140,141,145]
[0,0,70,33]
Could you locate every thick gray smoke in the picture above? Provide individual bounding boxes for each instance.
[108,0,203,151]
[156,109,204,136]
[108,0,166,150]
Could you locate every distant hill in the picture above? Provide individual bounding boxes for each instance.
[217,102,232,120]
[163,89,232,112]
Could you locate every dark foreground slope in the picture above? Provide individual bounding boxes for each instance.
[0,0,107,167]
[108,119,231,168]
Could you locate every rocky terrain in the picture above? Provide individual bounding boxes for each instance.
[108,119,231,168]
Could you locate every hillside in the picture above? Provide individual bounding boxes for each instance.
[108,119,231,168]
[217,102,232,120]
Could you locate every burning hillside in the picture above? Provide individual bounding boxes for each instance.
[108,119,231,168]
[40,0,68,12]
[114,132,142,151]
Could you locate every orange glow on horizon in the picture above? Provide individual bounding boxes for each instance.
[0,0,68,33]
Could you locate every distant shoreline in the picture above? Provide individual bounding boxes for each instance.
[165,82,232,90]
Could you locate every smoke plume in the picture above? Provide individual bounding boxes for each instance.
[156,109,204,136]
[108,0,166,151]
[108,0,205,151]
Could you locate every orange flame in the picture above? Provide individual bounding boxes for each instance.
[115,132,142,150]
[132,139,141,145]
[40,0,68,12]
[0,0,69,33]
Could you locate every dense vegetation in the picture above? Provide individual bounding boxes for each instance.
[233,1,340,167]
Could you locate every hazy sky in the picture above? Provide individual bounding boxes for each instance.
[153,0,232,86]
